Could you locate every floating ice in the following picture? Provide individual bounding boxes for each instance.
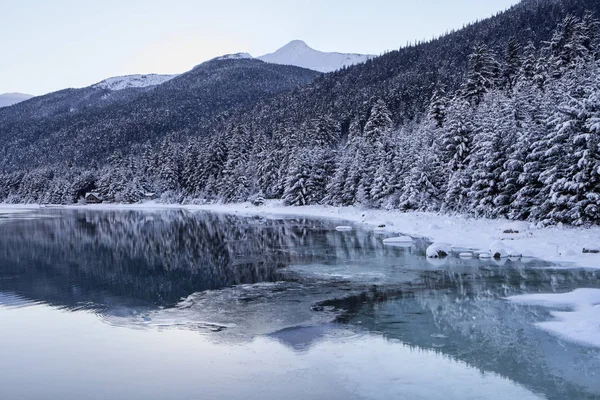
[383,236,413,244]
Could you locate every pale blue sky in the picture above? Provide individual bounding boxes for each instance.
[1,0,520,95]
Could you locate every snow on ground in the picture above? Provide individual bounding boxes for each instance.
[2,200,600,269]
[507,289,600,348]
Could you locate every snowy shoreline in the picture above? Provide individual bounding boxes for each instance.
[2,200,600,270]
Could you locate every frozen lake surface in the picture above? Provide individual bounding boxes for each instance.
[0,209,599,400]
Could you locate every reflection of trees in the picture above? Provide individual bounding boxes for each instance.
[338,268,600,400]
[0,210,396,311]
[0,211,336,308]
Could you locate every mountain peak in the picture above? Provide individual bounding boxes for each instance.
[258,41,374,73]
[282,40,310,49]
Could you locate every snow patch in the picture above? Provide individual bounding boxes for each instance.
[335,226,353,231]
[507,289,600,348]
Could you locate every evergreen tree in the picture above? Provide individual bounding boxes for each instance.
[463,44,500,104]
[363,100,393,144]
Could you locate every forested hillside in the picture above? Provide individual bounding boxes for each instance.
[2,0,600,226]
[0,59,319,170]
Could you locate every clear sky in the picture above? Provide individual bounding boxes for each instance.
[1,0,521,95]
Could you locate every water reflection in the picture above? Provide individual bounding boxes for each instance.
[337,269,600,399]
[0,209,341,309]
[0,209,599,400]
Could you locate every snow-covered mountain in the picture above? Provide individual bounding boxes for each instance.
[257,40,375,73]
[0,93,33,108]
[213,53,253,61]
[92,74,177,91]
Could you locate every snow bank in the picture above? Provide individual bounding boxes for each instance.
[11,200,600,269]
[507,289,600,348]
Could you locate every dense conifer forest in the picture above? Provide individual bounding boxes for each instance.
[1,0,600,226]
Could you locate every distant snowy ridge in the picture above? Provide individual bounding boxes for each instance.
[257,40,375,73]
[0,93,33,108]
[92,74,177,91]
[213,53,253,61]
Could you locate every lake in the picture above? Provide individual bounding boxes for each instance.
[0,208,599,400]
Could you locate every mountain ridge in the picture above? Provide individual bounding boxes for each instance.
[0,92,34,108]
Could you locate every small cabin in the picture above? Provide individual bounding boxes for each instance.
[85,192,103,204]
[143,192,158,200]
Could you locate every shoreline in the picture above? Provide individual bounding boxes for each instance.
[2,200,600,270]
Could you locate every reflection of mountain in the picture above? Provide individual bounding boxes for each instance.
[269,324,334,352]
[338,268,600,400]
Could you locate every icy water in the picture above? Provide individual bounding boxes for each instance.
[0,209,599,400]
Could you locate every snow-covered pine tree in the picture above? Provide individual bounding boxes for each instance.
[502,37,522,92]
[549,65,600,225]
[310,115,341,148]
[307,148,336,204]
[157,137,181,192]
[549,15,589,75]
[325,151,353,206]
[463,43,500,105]
[428,89,448,128]
[397,149,441,211]
[283,150,311,206]
[468,92,508,218]
[219,125,252,203]
[438,98,475,212]
[363,99,393,144]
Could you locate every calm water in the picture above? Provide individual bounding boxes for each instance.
[0,208,599,400]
